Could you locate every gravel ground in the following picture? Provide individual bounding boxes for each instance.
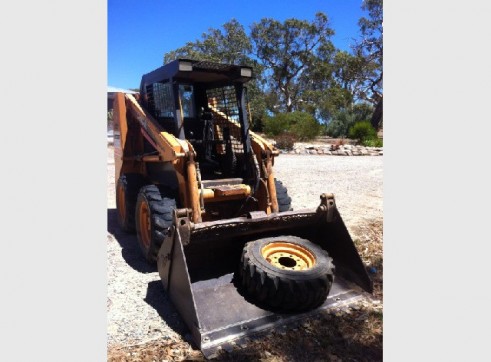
[106,145,383,350]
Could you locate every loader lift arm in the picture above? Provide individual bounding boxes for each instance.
[113,92,202,222]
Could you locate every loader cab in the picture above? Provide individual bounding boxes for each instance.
[140,59,255,180]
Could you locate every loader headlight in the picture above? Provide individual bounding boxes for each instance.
[240,67,252,77]
[179,61,193,72]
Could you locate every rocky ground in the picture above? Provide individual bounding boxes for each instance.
[106,142,383,361]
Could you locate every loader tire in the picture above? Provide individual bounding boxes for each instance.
[238,236,334,312]
[275,179,292,212]
[116,173,145,233]
[135,185,176,263]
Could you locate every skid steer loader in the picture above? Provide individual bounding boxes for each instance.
[112,59,372,358]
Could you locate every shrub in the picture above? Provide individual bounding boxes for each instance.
[274,132,297,150]
[289,112,322,141]
[348,121,377,144]
[362,138,383,147]
[325,118,350,138]
[263,115,289,137]
[325,110,356,138]
[264,112,321,141]
[325,103,374,138]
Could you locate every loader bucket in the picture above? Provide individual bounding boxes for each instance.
[157,193,372,358]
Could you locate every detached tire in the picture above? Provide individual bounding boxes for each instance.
[238,236,335,312]
[116,173,145,233]
[275,179,292,212]
[135,185,176,263]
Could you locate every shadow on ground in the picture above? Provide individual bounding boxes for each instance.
[107,208,156,273]
[107,208,193,346]
[144,280,192,342]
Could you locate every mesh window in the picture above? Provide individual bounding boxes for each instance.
[147,82,174,118]
[206,86,243,154]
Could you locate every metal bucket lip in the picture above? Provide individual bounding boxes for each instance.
[190,208,321,234]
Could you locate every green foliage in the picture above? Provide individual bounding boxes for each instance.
[362,138,383,147]
[289,112,322,141]
[325,103,374,138]
[303,50,362,120]
[162,19,268,129]
[264,112,321,141]
[246,81,267,131]
[160,6,384,129]
[163,19,252,65]
[263,114,289,137]
[352,0,383,105]
[352,103,374,122]
[348,121,377,144]
[301,86,353,122]
[325,109,356,138]
[251,12,335,113]
[325,119,347,138]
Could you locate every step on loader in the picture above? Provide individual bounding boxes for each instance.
[112,59,373,358]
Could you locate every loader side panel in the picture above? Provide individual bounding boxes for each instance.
[166,229,202,345]
[113,93,146,181]
[112,93,127,182]
[313,209,373,293]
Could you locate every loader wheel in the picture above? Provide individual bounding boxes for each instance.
[116,173,145,233]
[275,179,292,212]
[238,236,334,312]
[135,185,176,263]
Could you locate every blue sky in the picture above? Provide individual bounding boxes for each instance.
[108,0,368,89]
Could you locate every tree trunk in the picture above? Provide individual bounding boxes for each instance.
[370,97,383,131]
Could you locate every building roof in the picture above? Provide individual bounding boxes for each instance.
[107,86,138,94]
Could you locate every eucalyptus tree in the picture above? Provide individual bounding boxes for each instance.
[298,45,355,122]
[162,19,267,127]
[353,0,383,129]
[250,12,335,113]
[163,19,252,65]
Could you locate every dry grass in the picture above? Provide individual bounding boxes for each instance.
[108,340,204,362]
[352,219,383,300]
[212,303,382,362]
[107,219,383,362]
[107,303,382,362]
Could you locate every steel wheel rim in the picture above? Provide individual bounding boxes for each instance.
[139,201,151,249]
[261,242,316,271]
